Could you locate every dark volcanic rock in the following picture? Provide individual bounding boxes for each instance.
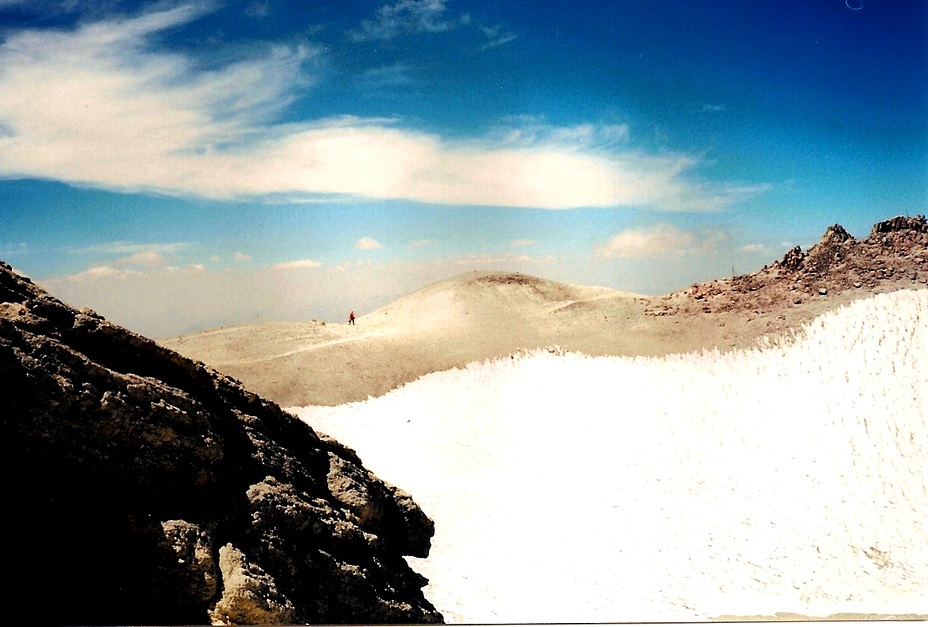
[0,260,442,625]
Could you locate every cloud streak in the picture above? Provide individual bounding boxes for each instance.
[0,5,761,211]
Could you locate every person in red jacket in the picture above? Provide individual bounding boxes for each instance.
[348,311,356,325]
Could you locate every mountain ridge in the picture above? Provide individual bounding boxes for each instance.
[164,215,928,407]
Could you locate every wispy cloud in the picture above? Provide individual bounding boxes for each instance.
[489,119,631,149]
[0,4,318,188]
[233,251,253,262]
[597,224,728,259]
[73,241,191,256]
[68,265,140,281]
[510,239,536,248]
[355,236,383,251]
[409,239,436,248]
[0,5,763,212]
[480,24,517,50]
[348,0,467,42]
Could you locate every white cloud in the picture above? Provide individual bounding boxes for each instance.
[0,6,763,212]
[272,258,323,270]
[348,0,465,41]
[71,241,190,269]
[0,5,317,189]
[739,243,767,254]
[510,239,536,248]
[597,224,728,259]
[233,251,253,262]
[355,236,382,251]
[66,264,141,281]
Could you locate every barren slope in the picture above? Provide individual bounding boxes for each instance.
[164,216,928,407]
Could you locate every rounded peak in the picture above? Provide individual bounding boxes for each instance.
[366,270,632,331]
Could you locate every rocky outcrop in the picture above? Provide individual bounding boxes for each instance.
[773,215,928,293]
[0,260,441,625]
[658,215,928,317]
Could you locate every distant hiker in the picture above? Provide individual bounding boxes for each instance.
[348,311,356,325]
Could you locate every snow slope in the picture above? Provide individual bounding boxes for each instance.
[293,289,928,623]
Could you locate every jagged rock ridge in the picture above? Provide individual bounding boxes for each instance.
[652,215,928,316]
[0,261,442,625]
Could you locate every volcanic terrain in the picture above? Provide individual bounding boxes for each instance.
[164,215,928,407]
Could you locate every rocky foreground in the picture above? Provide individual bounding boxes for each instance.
[0,260,442,624]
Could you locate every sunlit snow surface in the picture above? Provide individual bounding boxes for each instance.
[293,290,928,623]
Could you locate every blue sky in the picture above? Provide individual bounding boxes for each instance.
[0,0,925,336]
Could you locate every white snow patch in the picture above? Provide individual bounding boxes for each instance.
[292,290,928,623]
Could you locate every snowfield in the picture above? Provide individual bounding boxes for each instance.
[293,289,928,623]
